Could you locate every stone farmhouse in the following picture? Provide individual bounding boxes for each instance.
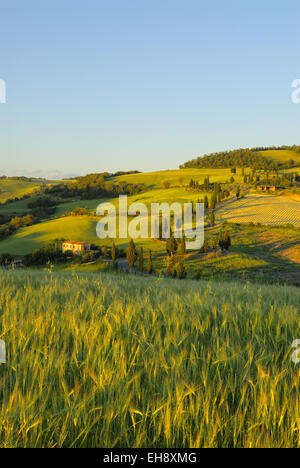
[257,185,277,192]
[62,241,90,255]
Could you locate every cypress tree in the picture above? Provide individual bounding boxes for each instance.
[219,231,231,251]
[166,235,178,256]
[111,242,116,262]
[176,261,186,279]
[180,235,186,254]
[138,247,144,272]
[126,239,137,270]
[203,238,209,253]
[166,254,177,276]
[102,246,109,259]
[147,249,152,274]
[224,232,231,250]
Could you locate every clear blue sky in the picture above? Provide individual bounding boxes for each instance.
[0,0,299,177]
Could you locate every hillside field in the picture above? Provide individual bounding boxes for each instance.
[257,149,300,165]
[0,180,42,204]
[0,165,299,286]
[109,167,248,188]
[216,192,300,227]
[0,269,299,448]
[0,185,299,286]
[0,187,215,255]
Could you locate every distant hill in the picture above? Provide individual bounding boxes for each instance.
[180,145,300,170]
[0,177,66,205]
[256,148,300,165]
[0,179,42,204]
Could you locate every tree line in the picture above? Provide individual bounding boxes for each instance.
[180,146,299,170]
[44,173,145,199]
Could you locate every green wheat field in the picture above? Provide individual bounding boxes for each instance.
[0,269,299,448]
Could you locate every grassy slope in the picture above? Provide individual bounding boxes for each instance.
[0,180,41,204]
[0,187,215,255]
[0,167,299,286]
[0,196,39,216]
[257,149,300,164]
[0,269,299,448]
[0,179,68,211]
[216,192,300,227]
[182,224,300,285]
[0,216,100,255]
[0,186,299,286]
[0,166,244,218]
[109,167,247,188]
[0,197,103,218]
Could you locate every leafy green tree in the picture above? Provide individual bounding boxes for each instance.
[0,253,14,266]
[22,214,34,226]
[210,211,215,227]
[10,217,22,230]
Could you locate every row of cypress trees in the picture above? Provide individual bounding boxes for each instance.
[125,239,152,274]
[113,230,230,277]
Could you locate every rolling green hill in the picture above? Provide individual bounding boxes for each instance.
[0,179,41,203]
[181,146,300,169]
[0,187,210,255]
[110,167,247,188]
[0,178,67,206]
[257,149,300,164]
[0,216,100,255]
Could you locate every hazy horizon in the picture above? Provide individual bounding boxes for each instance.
[1,141,300,180]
